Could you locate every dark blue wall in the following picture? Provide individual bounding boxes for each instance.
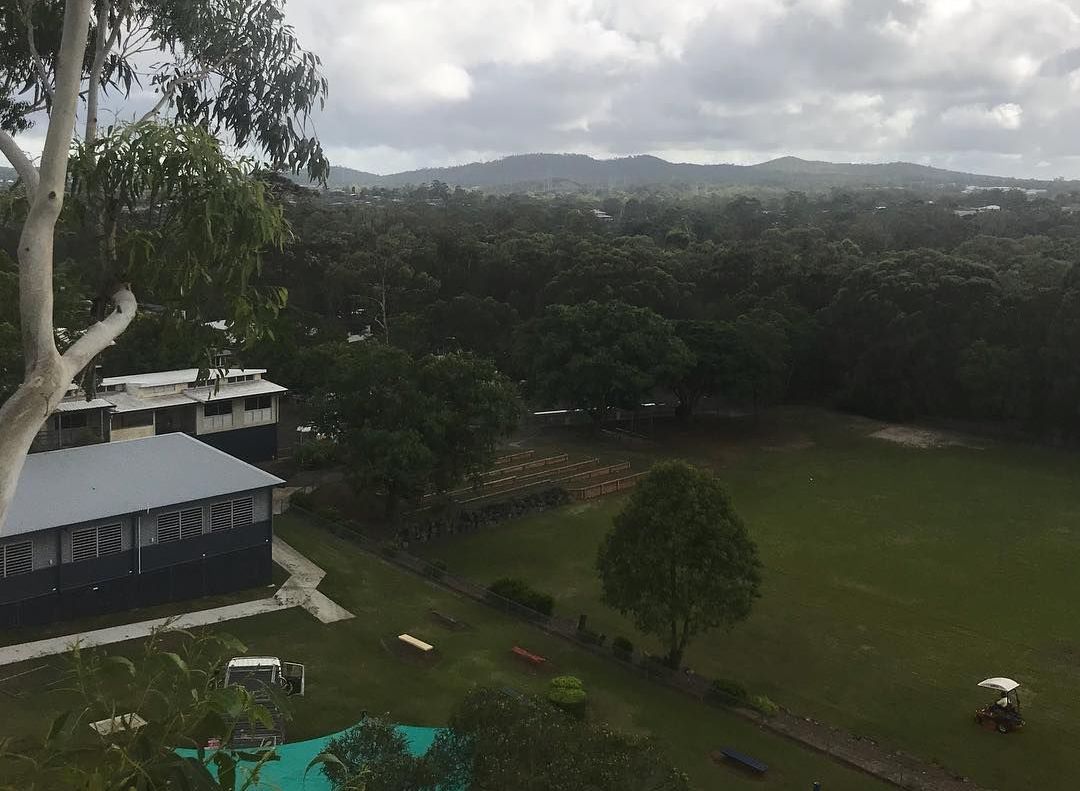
[198,425,278,463]
[0,520,273,629]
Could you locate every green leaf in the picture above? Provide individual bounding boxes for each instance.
[104,655,137,676]
[305,750,346,777]
[160,651,190,675]
[45,710,72,743]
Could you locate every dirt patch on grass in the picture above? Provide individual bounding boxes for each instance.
[870,425,985,450]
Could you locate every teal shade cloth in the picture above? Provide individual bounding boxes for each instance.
[175,723,440,791]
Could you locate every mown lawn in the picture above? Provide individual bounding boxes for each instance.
[417,409,1080,791]
[0,511,887,791]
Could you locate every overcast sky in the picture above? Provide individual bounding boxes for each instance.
[274,0,1080,178]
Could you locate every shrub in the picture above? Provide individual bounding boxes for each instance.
[289,490,317,512]
[380,540,399,558]
[293,437,340,470]
[611,636,634,658]
[547,675,588,720]
[405,487,571,543]
[751,694,779,717]
[707,678,748,707]
[487,577,555,617]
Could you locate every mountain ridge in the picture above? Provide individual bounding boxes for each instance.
[306,153,1072,192]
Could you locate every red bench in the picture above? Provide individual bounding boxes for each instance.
[511,646,547,667]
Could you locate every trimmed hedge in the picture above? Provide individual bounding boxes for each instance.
[751,694,779,717]
[707,678,749,707]
[547,675,588,720]
[487,577,555,617]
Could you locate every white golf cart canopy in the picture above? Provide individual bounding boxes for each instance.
[978,677,1020,693]
[227,656,282,668]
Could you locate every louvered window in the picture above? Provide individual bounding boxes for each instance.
[180,507,203,539]
[158,508,203,542]
[2,541,32,577]
[157,511,181,543]
[70,524,122,562]
[208,497,254,532]
[232,497,254,527]
[210,501,232,531]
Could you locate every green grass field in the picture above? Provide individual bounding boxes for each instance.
[416,409,1080,791]
[0,511,888,791]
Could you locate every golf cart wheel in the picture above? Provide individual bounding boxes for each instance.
[996,723,1009,734]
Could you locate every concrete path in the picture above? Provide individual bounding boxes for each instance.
[272,538,354,624]
[0,538,353,667]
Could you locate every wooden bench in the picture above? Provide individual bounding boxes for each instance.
[510,645,547,667]
[714,747,768,775]
[398,634,435,653]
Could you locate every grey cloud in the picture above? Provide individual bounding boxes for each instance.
[284,0,1080,177]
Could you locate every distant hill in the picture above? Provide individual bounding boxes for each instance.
[304,153,1072,193]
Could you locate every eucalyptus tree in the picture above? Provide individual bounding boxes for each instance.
[0,0,329,530]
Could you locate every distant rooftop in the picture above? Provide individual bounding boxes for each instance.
[5,434,284,537]
[100,368,266,388]
[188,380,288,403]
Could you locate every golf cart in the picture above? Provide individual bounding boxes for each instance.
[974,677,1024,734]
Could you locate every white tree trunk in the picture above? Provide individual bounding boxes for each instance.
[0,0,138,534]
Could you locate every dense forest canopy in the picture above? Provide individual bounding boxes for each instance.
[9,180,1080,441]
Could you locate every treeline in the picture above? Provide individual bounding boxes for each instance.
[26,179,1080,442]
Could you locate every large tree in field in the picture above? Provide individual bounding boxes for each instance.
[516,300,691,424]
[0,0,329,531]
[596,461,762,669]
[312,343,521,519]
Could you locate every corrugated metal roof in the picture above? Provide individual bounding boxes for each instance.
[54,398,114,413]
[4,434,283,537]
[187,381,288,403]
[104,391,197,414]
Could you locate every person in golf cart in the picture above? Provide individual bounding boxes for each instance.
[974,677,1024,733]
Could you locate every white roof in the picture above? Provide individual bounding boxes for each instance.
[55,398,114,413]
[4,434,283,537]
[104,391,198,414]
[227,656,281,668]
[100,368,266,388]
[978,677,1020,693]
[186,380,288,403]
